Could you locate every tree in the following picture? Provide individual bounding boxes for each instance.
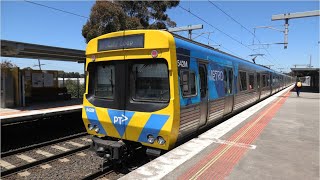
[0,60,17,68]
[58,72,82,78]
[82,1,180,43]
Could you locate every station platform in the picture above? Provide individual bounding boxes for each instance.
[0,99,82,125]
[122,86,319,180]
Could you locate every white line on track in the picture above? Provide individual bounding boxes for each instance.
[59,158,70,163]
[18,171,30,177]
[67,141,85,147]
[16,154,36,163]
[81,138,92,142]
[0,160,16,169]
[35,150,54,157]
[120,85,293,180]
[51,145,70,152]
[40,164,52,169]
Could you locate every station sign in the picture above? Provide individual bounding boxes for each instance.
[98,34,144,51]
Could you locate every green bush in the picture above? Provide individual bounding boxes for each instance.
[65,79,85,98]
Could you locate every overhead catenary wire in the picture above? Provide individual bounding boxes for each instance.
[208,1,260,44]
[194,33,246,59]
[207,1,284,68]
[24,0,89,19]
[178,5,273,64]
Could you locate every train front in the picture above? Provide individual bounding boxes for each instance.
[82,30,180,161]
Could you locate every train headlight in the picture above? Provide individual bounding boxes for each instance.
[157,136,166,145]
[94,126,100,133]
[88,124,94,130]
[147,134,155,144]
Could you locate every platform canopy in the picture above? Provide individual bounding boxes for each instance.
[1,40,85,62]
[291,67,319,88]
[291,67,319,76]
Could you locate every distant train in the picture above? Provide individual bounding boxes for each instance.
[82,30,293,162]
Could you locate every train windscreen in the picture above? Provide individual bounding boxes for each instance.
[130,60,169,102]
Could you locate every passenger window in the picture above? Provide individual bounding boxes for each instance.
[249,73,255,90]
[181,71,189,94]
[190,72,196,95]
[272,76,275,86]
[257,73,260,89]
[95,64,115,99]
[262,75,266,87]
[180,70,197,97]
[239,71,247,91]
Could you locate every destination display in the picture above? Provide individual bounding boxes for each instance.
[98,34,144,51]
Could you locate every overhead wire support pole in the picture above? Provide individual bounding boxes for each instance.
[271,10,320,49]
[167,24,203,39]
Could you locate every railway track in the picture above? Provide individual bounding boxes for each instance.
[1,132,87,157]
[81,167,115,180]
[1,112,86,152]
[0,134,92,177]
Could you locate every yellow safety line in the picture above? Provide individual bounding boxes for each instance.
[190,90,289,180]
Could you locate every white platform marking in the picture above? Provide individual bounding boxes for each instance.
[211,138,256,149]
[67,141,84,147]
[51,145,70,152]
[0,160,16,169]
[120,86,293,180]
[36,150,54,157]
[16,154,36,163]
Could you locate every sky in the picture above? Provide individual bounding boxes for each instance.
[1,1,319,73]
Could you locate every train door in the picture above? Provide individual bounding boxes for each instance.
[198,63,208,127]
[257,73,261,99]
[223,67,234,115]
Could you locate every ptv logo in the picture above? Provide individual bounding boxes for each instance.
[108,109,134,137]
[113,114,128,125]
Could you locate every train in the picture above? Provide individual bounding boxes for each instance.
[82,30,293,162]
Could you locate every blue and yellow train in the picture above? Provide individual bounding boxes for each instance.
[82,30,293,161]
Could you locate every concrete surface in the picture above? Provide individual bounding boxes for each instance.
[121,87,319,180]
[227,92,319,180]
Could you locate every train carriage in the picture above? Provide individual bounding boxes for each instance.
[82,30,293,161]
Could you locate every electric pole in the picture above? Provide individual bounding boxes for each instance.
[33,59,45,70]
[271,10,320,49]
